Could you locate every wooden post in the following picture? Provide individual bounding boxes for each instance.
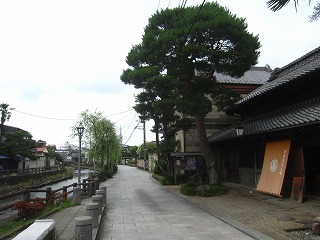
[63,186,68,200]
[94,179,99,191]
[88,181,94,197]
[82,179,87,193]
[23,187,31,202]
[46,187,52,204]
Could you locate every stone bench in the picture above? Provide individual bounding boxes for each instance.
[13,219,55,240]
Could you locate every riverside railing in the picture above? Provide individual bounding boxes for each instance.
[0,166,65,178]
[0,178,99,213]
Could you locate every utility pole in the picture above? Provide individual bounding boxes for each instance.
[143,120,147,171]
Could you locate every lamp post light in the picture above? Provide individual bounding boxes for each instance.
[236,126,244,136]
[76,123,85,186]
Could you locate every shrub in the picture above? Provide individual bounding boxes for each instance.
[48,191,68,205]
[180,183,198,196]
[196,184,229,197]
[127,160,137,165]
[13,200,46,219]
[99,165,118,180]
[153,159,168,175]
[160,175,174,185]
[176,174,189,184]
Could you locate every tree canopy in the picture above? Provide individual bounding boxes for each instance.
[121,2,260,183]
[0,103,14,144]
[73,110,121,170]
[0,130,36,160]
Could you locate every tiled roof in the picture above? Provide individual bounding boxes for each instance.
[2,125,24,133]
[237,46,320,105]
[34,147,48,153]
[215,66,272,85]
[209,97,320,143]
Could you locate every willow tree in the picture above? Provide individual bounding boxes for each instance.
[73,110,121,171]
[121,2,260,184]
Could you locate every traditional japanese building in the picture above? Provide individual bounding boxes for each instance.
[172,66,271,181]
[209,46,320,199]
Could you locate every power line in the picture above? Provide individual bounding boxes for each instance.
[12,108,134,121]
[167,0,172,9]
[180,0,188,8]
[13,109,77,121]
[105,109,133,117]
[183,0,206,44]
[124,121,140,145]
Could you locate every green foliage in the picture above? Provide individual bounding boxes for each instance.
[153,159,168,175]
[121,3,260,182]
[0,200,73,237]
[160,175,174,185]
[267,0,319,22]
[0,103,14,143]
[122,2,260,117]
[75,110,121,170]
[0,131,36,160]
[99,164,118,181]
[128,159,137,165]
[47,148,63,162]
[128,146,139,158]
[180,183,199,196]
[176,174,189,184]
[180,183,229,197]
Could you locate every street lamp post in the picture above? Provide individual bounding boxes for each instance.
[76,123,85,186]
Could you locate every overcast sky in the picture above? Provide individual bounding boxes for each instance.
[1,0,319,148]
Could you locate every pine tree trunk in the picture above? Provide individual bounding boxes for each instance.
[195,114,219,184]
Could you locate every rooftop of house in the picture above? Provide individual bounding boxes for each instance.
[209,46,320,143]
[33,147,48,153]
[209,96,320,143]
[237,46,320,105]
[2,125,25,133]
[215,66,272,85]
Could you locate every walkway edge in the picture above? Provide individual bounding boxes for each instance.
[150,176,274,240]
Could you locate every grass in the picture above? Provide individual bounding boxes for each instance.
[0,167,75,239]
[0,200,74,239]
[0,167,74,194]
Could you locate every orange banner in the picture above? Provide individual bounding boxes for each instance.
[256,140,291,196]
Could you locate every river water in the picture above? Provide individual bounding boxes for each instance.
[0,169,96,213]
[32,169,96,199]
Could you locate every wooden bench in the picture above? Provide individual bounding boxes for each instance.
[13,219,55,240]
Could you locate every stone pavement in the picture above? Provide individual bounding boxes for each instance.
[170,182,320,240]
[42,165,320,240]
[95,166,271,240]
[47,181,107,240]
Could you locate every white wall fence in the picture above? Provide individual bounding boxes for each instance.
[137,154,158,172]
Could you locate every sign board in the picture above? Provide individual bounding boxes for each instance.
[256,140,291,196]
[291,177,305,202]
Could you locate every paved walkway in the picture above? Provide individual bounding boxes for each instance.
[96,166,271,240]
[47,183,107,240]
[14,164,319,240]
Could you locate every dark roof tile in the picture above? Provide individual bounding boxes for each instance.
[237,46,320,105]
[215,66,271,85]
[209,97,320,143]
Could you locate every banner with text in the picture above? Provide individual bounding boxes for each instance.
[256,140,291,196]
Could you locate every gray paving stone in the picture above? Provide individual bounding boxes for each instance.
[96,166,266,240]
